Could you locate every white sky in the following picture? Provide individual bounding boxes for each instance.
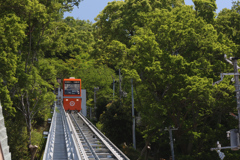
[63,0,234,22]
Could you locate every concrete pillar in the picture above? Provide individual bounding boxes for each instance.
[0,102,11,160]
[81,89,87,117]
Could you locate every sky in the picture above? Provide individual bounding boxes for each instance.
[63,0,235,22]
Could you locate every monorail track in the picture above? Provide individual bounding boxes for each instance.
[68,112,129,160]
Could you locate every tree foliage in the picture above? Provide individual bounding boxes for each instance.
[93,0,240,159]
[0,0,82,159]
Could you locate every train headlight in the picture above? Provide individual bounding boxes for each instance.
[76,99,79,101]
[66,99,68,101]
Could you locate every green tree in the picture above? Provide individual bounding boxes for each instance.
[93,1,238,159]
[192,0,217,23]
[0,0,82,158]
[99,100,132,145]
[0,13,26,112]
[43,17,94,60]
[215,2,240,55]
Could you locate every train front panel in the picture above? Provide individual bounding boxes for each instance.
[63,98,82,112]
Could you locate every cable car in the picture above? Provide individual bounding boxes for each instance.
[63,77,82,112]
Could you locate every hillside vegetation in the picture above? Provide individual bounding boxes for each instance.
[1,0,240,159]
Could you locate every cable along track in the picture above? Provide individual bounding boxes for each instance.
[68,112,129,160]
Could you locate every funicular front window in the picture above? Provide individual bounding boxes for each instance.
[64,81,80,95]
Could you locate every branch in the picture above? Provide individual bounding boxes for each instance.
[161,85,171,98]
[21,93,27,114]
[224,54,240,69]
[30,92,42,120]
[20,93,30,129]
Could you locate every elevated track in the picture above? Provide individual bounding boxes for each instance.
[43,101,129,160]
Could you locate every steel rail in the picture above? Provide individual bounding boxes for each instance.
[77,112,130,160]
[69,113,100,160]
[66,113,88,160]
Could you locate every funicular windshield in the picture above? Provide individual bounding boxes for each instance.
[64,81,80,95]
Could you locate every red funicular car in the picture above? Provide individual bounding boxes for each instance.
[63,77,82,112]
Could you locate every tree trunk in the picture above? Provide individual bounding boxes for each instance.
[138,139,150,160]
[29,144,38,160]
[27,121,31,145]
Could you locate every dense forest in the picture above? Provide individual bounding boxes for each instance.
[1,0,240,159]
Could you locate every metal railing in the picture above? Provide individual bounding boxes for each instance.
[61,104,81,160]
[42,102,57,160]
